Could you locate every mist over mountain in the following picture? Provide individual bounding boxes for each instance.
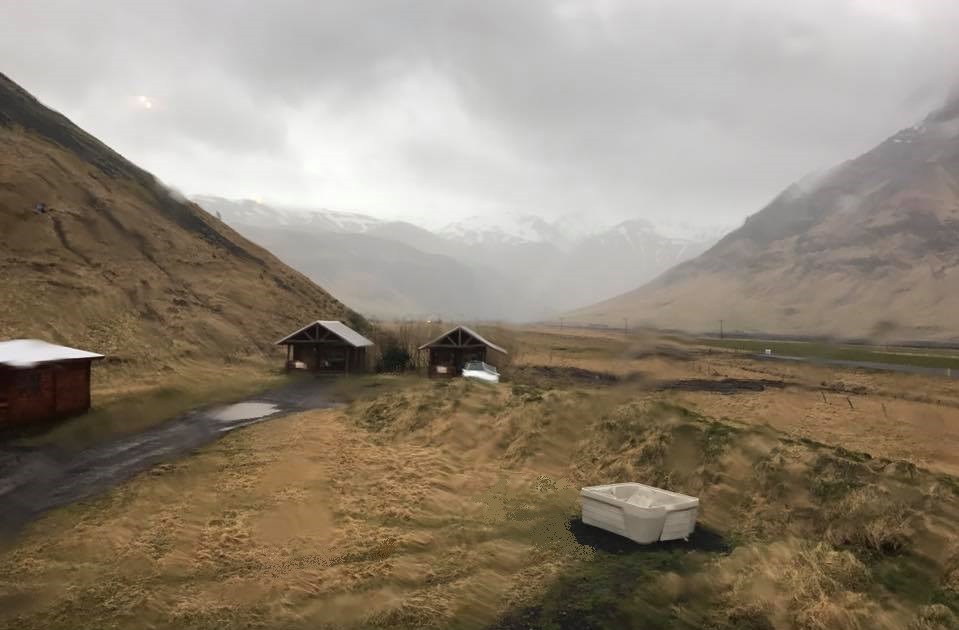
[574,94,959,341]
[193,195,724,321]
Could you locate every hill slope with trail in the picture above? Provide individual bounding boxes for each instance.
[0,72,361,370]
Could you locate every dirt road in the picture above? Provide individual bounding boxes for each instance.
[0,378,338,534]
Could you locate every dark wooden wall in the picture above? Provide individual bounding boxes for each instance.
[290,344,367,373]
[427,347,488,378]
[0,360,93,427]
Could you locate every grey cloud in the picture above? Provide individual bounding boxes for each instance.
[2,0,958,225]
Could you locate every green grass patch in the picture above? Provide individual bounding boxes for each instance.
[691,337,959,371]
[809,454,867,501]
[871,553,943,607]
[702,421,738,462]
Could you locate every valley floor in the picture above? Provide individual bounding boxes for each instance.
[2,328,959,629]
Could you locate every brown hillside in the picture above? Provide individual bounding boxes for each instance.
[0,72,360,369]
[574,96,959,341]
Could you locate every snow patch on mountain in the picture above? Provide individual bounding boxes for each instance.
[440,213,563,246]
[195,195,730,248]
[193,195,385,233]
[440,213,729,249]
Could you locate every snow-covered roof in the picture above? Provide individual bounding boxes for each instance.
[418,325,508,354]
[275,320,374,347]
[0,339,104,368]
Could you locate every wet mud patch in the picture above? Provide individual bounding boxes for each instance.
[629,345,695,361]
[510,365,643,389]
[658,377,786,394]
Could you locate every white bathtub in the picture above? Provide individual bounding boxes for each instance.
[580,482,699,544]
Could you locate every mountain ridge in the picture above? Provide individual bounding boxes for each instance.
[0,72,360,368]
[573,96,959,341]
[195,195,723,319]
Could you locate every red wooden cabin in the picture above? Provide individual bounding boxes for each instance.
[0,339,104,427]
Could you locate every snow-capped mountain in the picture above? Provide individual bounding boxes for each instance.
[192,195,727,320]
[440,213,570,247]
[440,212,727,252]
[192,195,384,234]
[527,219,722,312]
[589,220,705,260]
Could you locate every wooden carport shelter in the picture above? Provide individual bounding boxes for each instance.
[418,325,507,378]
[276,320,374,374]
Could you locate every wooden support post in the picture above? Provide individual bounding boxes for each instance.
[846,397,854,410]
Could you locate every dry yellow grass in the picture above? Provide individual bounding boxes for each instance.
[0,380,592,629]
[521,326,959,475]
[671,354,959,476]
[2,328,959,629]
[704,540,888,630]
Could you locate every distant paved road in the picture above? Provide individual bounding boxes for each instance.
[0,379,339,535]
[752,353,959,379]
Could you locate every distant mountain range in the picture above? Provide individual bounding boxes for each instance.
[439,213,728,249]
[193,195,726,321]
[573,93,959,341]
[11,54,958,350]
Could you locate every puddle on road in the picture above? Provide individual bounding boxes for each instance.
[210,402,280,422]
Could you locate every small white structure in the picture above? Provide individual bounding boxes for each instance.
[462,360,500,383]
[580,482,699,544]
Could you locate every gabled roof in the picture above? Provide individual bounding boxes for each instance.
[0,339,104,368]
[275,320,374,347]
[418,325,508,354]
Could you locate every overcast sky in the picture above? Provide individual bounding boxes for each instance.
[3,0,958,230]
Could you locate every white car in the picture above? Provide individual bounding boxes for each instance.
[462,360,500,383]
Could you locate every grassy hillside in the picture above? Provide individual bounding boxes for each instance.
[0,72,362,375]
